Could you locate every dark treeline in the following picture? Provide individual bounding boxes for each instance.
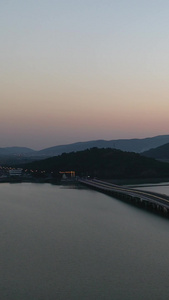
[22,147,169,179]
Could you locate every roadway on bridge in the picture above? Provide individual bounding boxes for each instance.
[79,178,169,210]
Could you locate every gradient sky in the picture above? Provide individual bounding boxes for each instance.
[1,0,169,149]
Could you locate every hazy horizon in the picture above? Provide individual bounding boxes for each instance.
[1,1,169,149]
[1,133,169,151]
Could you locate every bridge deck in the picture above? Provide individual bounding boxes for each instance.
[79,178,169,211]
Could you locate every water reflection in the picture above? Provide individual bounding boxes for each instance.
[1,182,169,300]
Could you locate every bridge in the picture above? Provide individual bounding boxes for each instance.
[79,178,169,215]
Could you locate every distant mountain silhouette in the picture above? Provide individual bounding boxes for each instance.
[0,147,37,165]
[0,147,35,155]
[1,135,169,163]
[142,142,169,160]
[37,135,169,156]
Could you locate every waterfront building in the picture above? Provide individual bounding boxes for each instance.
[9,168,23,177]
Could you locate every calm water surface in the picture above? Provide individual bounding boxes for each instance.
[133,182,169,196]
[1,182,169,300]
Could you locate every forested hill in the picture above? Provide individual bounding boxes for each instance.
[142,143,169,160]
[23,148,169,179]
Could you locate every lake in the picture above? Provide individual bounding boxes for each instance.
[1,182,169,300]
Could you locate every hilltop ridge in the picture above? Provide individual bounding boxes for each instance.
[22,147,169,180]
[1,134,169,165]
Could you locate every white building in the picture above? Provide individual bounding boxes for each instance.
[9,168,23,177]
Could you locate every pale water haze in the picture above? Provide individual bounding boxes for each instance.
[1,1,169,149]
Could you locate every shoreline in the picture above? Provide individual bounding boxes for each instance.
[1,176,169,187]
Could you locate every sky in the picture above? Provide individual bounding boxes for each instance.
[1,0,169,150]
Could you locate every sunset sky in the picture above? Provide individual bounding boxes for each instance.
[1,1,169,149]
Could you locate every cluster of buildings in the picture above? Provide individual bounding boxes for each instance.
[0,167,23,179]
[0,166,76,181]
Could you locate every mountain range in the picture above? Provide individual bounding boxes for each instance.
[1,134,169,165]
[2,134,169,155]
